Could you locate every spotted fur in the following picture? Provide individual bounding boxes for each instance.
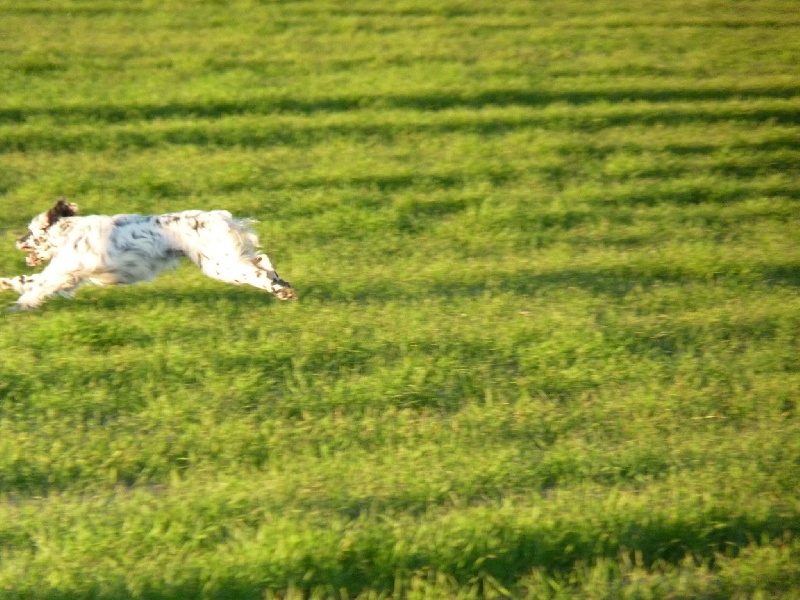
[1,199,296,310]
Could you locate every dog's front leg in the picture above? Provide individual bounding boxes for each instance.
[0,274,42,295]
[12,272,81,310]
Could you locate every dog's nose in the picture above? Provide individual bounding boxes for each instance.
[16,234,31,249]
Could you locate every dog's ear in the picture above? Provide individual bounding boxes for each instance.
[46,198,79,225]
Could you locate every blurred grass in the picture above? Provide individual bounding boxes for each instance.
[1,0,799,597]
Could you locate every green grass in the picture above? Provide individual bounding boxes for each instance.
[1,0,799,597]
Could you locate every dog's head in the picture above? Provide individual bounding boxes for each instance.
[16,199,79,267]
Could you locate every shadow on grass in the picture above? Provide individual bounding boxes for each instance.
[22,506,800,599]
[601,182,800,207]
[4,110,799,156]
[301,262,800,304]
[2,84,799,124]
[48,272,606,310]
[36,260,800,315]
[763,263,800,287]
[3,103,800,155]
[12,283,281,319]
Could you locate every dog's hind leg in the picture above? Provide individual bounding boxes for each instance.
[253,254,294,292]
[194,256,297,300]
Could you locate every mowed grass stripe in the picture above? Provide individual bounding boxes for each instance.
[1,471,798,597]
[1,97,798,155]
[2,80,800,123]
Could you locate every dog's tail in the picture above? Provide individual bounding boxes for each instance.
[219,212,261,255]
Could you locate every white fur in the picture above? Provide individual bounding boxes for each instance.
[1,200,296,310]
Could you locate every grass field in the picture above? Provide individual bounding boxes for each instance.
[1,0,799,597]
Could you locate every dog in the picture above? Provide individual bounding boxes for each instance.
[1,199,297,310]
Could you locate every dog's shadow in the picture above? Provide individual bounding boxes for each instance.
[65,283,278,313]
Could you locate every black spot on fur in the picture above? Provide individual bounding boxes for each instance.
[156,215,180,226]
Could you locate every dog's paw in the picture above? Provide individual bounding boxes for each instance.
[8,299,40,312]
[274,286,297,301]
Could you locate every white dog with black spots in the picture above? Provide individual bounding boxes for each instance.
[1,199,296,310]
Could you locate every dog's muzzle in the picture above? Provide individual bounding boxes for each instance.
[16,234,33,251]
[25,254,43,267]
[17,235,43,266]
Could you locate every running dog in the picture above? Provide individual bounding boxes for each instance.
[1,199,297,310]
